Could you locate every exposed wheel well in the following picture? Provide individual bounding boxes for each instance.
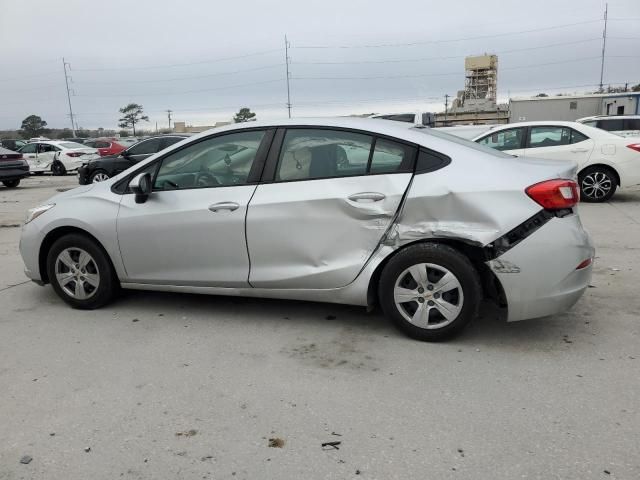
[38,227,115,284]
[579,164,620,186]
[367,239,506,308]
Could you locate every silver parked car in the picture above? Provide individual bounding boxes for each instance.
[19,118,594,341]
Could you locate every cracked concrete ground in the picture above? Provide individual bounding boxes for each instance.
[0,176,639,479]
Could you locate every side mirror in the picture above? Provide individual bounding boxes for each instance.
[130,172,152,204]
[122,150,130,158]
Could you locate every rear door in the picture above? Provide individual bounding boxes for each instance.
[475,127,526,157]
[523,126,594,168]
[246,127,415,289]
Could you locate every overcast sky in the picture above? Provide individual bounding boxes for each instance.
[1,0,639,131]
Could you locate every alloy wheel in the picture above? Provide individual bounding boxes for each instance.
[55,248,100,300]
[393,263,464,329]
[581,171,612,200]
[92,172,110,183]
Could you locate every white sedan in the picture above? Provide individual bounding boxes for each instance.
[19,141,100,175]
[473,121,640,202]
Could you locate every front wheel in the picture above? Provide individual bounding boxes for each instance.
[379,243,481,341]
[90,170,110,183]
[2,179,20,188]
[51,161,67,176]
[46,234,118,309]
[579,166,617,202]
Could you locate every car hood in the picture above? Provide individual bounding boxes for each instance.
[47,184,95,203]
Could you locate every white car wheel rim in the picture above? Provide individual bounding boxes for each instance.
[92,173,109,182]
[393,263,464,329]
[55,248,100,300]
[582,172,612,200]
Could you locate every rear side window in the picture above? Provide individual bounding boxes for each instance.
[477,128,524,151]
[570,129,589,144]
[528,126,570,148]
[20,143,37,154]
[597,119,624,131]
[624,119,640,130]
[369,138,415,174]
[276,129,372,181]
[128,138,162,155]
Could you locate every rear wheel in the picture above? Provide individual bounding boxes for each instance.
[379,243,481,341]
[51,161,67,176]
[2,179,20,188]
[90,170,110,183]
[579,166,617,202]
[46,234,118,309]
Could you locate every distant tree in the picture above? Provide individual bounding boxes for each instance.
[535,93,548,97]
[118,103,149,136]
[606,85,628,93]
[233,107,256,123]
[20,115,48,138]
[56,128,72,139]
[632,83,640,92]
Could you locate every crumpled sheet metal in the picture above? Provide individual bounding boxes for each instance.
[384,181,541,248]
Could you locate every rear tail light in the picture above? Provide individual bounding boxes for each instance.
[526,179,580,210]
[576,258,593,270]
[66,152,85,157]
[626,143,640,153]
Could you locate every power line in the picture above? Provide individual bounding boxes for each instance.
[292,19,602,49]
[292,38,602,65]
[75,63,285,85]
[74,79,283,98]
[71,48,282,72]
[292,56,607,81]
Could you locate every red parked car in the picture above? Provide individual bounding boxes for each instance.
[84,138,127,157]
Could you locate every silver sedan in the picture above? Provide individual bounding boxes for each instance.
[19,118,594,341]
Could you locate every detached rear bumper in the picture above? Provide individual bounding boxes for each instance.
[488,213,594,322]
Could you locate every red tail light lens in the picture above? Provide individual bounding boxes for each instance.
[66,151,84,157]
[627,143,640,153]
[526,179,580,210]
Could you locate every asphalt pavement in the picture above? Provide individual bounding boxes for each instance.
[1,176,638,479]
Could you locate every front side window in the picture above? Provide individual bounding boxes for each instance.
[598,119,624,131]
[528,126,570,148]
[277,129,372,181]
[154,130,265,190]
[476,128,524,151]
[625,119,640,130]
[128,138,162,156]
[161,136,185,149]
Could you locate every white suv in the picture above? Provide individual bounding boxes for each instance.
[577,115,640,138]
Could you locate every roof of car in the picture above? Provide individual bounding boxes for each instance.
[577,115,640,121]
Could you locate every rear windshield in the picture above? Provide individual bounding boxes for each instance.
[59,142,86,149]
[412,127,515,158]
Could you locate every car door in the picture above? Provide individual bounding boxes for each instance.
[246,128,416,289]
[523,126,594,167]
[36,143,58,169]
[19,143,38,169]
[116,129,272,286]
[475,127,526,156]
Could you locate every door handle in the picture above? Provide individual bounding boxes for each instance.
[348,192,386,202]
[570,148,589,153]
[208,201,239,212]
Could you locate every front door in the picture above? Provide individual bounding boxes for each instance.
[247,128,415,289]
[116,129,270,286]
[523,125,594,168]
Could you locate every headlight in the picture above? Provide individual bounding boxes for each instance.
[24,204,55,224]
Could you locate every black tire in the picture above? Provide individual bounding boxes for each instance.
[378,243,481,341]
[2,179,20,188]
[51,161,67,176]
[89,169,110,183]
[46,233,118,309]
[578,166,617,203]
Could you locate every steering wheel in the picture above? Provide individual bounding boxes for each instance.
[195,171,219,187]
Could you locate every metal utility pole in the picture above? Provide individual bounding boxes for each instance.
[599,3,608,92]
[285,35,292,118]
[444,94,450,125]
[62,58,76,136]
[166,109,173,130]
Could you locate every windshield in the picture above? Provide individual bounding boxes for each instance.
[413,127,515,158]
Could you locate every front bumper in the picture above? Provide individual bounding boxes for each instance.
[77,164,91,184]
[19,220,46,283]
[488,213,594,322]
